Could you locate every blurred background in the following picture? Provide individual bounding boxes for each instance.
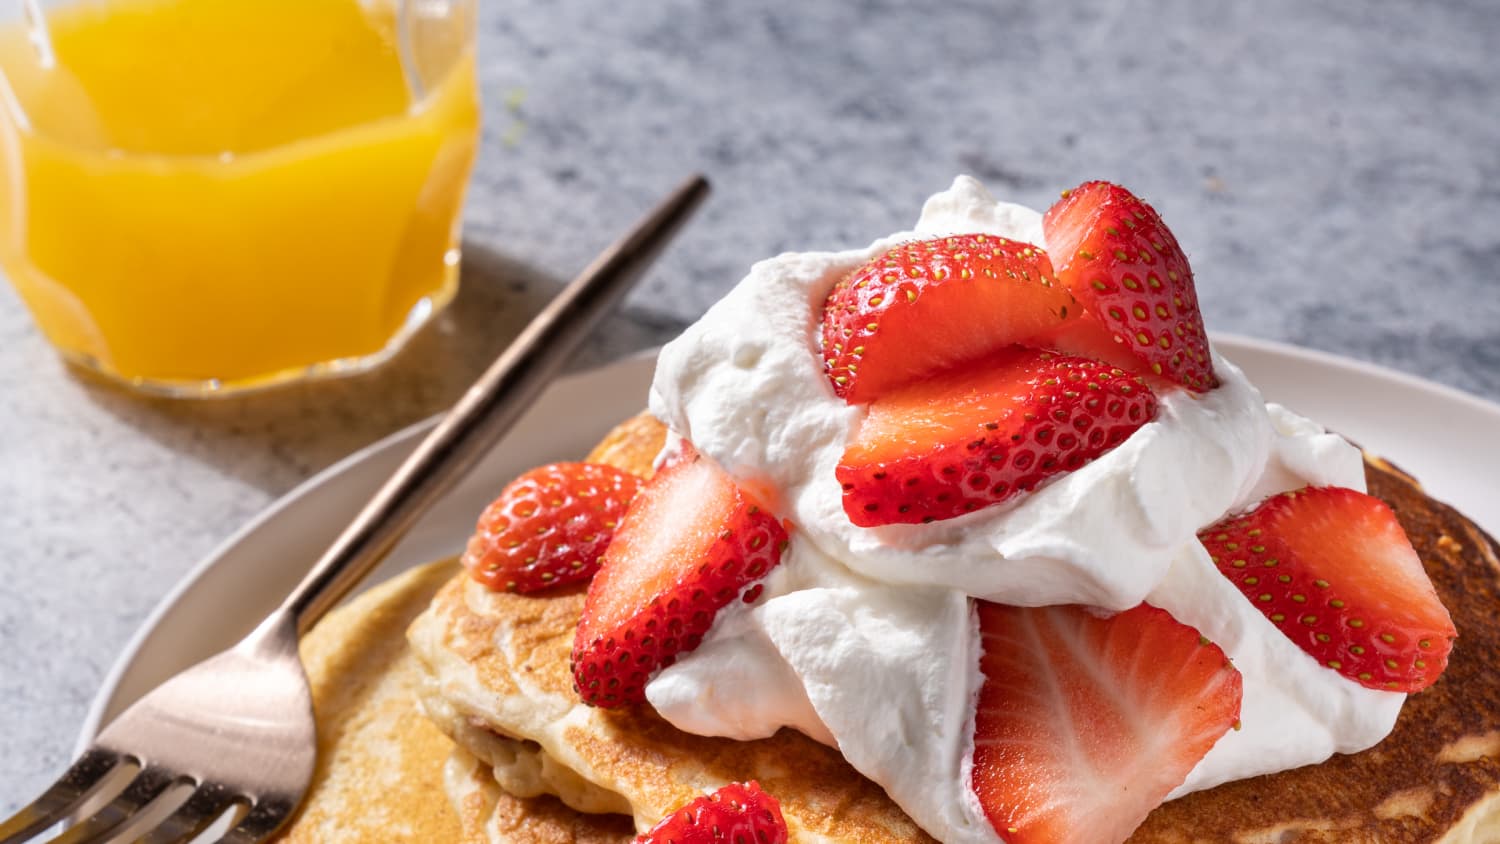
[3,0,1497,809]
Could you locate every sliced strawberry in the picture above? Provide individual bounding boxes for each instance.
[1036,310,1150,378]
[836,347,1157,526]
[462,462,642,593]
[1199,486,1455,692]
[1042,181,1217,391]
[971,602,1242,844]
[572,444,788,707]
[820,234,1078,403]
[635,781,788,844]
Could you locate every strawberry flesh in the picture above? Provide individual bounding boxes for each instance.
[971,602,1242,844]
[1036,310,1153,379]
[837,347,1158,526]
[462,462,641,593]
[634,781,788,844]
[1199,485,1455,692]
[821,234,1078,403]
[1042,181,1217,391]
[572,444,787,708]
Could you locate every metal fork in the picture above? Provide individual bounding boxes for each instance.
[1,174,710,844]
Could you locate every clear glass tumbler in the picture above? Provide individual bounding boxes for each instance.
[0,0,480,395]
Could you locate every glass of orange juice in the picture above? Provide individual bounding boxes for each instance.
[0,0,480,395]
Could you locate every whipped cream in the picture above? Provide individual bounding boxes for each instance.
[643,176,1405,843]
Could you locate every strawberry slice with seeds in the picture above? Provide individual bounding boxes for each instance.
[1199,485,1455,692]
[572,444,788,707]
[462,462,642,593]
[634,781,788,844]
[821,234,1078,403]
[1038,310,1153,378]
[971,602,1242,844]
[836,347,1157,526]
[1042,181,1217,391]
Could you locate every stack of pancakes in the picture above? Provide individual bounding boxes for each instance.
[276,414,1500,843]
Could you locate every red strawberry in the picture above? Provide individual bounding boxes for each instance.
[1199,486,1455,692]
[1042,181,1217,391]
[572,444,788,707]
[1038,310,1153,377]
[821,234,1078,403]
[635,781,788,844]
[462,462,642,593]
[836,347,1157,526]
[971,602,1242,844]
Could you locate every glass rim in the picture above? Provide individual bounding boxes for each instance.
[0,0,475,161]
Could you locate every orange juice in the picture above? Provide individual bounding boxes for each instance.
[0,0,479,392]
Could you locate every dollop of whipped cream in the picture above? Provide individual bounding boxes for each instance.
[643,176,1405,843]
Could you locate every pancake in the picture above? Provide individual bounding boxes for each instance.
[408,413,1500,843]
[445,747,637,843]
[409,412,933,840]
[274,557,464,842]
[412,572,936,842]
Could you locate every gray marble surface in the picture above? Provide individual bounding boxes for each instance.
[3,0,1498,815]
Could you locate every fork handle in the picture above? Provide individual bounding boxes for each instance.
[279,175,710,634]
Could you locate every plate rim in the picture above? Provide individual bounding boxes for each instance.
[73,349,657,751]
[74,418,443,749]
[75,335,1500,753]
[1214,332,1500,421]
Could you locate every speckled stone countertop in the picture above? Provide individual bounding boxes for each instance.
[3,0,1498,812]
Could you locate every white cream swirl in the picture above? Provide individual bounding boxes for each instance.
[642,176,1405,843]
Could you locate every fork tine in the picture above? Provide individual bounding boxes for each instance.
[43,765,178,844]
[215,798,294,844]
[0,750,125,844]
[136,783,239,844]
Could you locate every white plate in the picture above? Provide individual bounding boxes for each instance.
[78,336,1500,750]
